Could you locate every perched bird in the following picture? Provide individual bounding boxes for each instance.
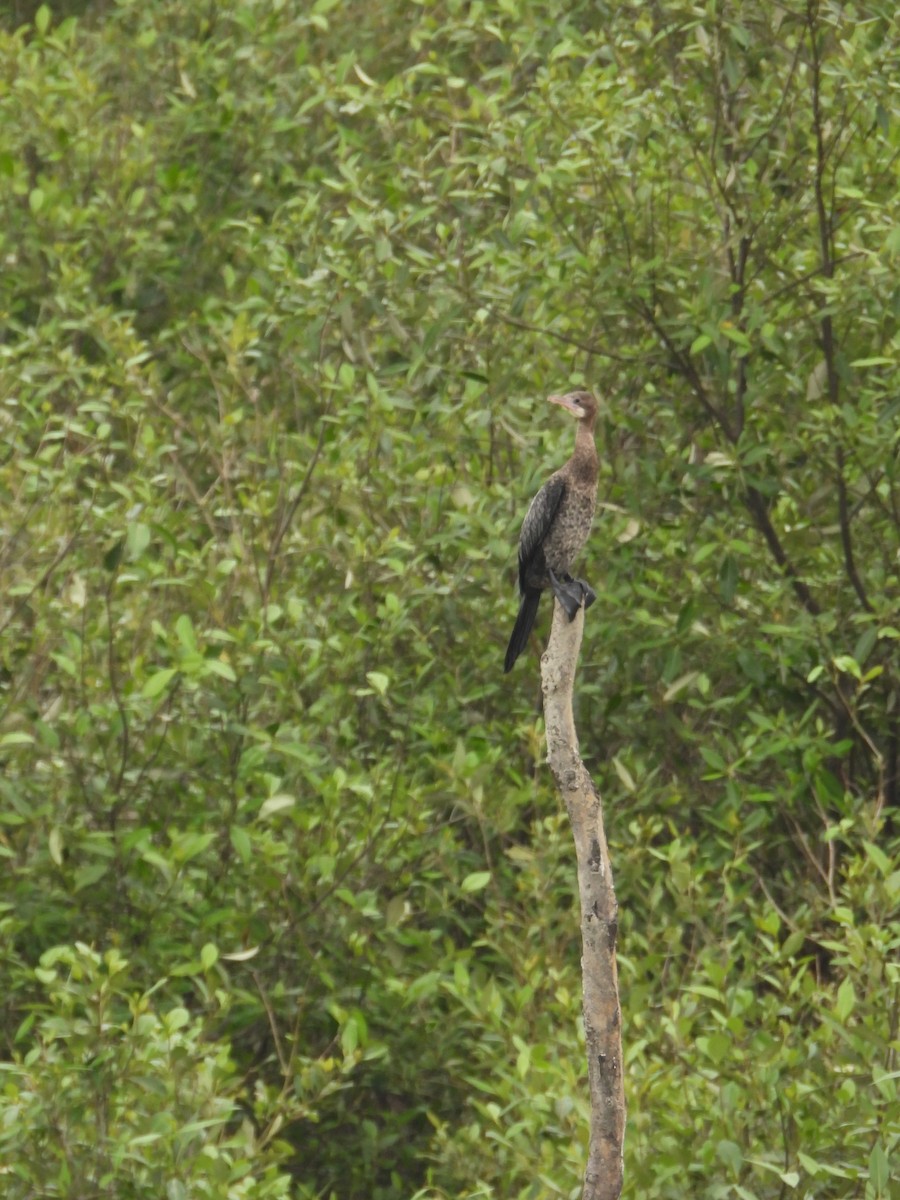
[504,391,599,673]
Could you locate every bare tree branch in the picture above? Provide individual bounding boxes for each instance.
[491,309,642,365]
[836,446,873,613]
[743,486,821,617]
[541,601,624,1200]
[806,0,873,615]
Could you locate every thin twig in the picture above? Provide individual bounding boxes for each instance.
[490,309,642,365]
[262,306,337,608]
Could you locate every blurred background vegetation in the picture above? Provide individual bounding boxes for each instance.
[0,1,897,1197]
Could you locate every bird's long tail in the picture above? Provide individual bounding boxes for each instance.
[504,588,541,673]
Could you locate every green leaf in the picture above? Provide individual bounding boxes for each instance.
[736,650,765,684]
[174,614,197,652]
[832,654,861,681]
[171,832,215,863]
[612,756,636,791]
[140,849,173,881]
[366,671,389,695]
[72,863,109,892]
[863,840,891,876]
[853,626,877,667]
[48,827,64,867]
[720,323,751,351]
[834,977,856,1021]
[515,1042,531,1077]
[126,522,152,560]
[0,732,35,747]
[221,945,260,962]
[258,794,296,819]
[719,554,738,603]
[204,658,237,682]
[142,668,178,698]
[164,1007,190,1032]
[715,1138,743,1172]
[663,671,699,702]
[699,1033,733,1065]
[103,539,124,572]
[229,826,252,863]
[868,1141,890,1196]
[461,871,491,893]
[341,1017,359,1056]
[699,746,727,772]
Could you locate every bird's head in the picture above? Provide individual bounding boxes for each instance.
[547,390,598,423]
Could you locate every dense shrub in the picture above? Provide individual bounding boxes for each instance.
[0,2,896,1197]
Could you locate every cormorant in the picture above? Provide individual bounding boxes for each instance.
[504,391,599,673]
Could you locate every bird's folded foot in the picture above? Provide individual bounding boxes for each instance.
[548,569,585,621]
[578,580,597,611]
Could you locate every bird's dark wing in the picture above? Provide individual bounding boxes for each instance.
[517,473,566,593]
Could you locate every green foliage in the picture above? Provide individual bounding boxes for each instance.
[0,0,898,1197]
[0,945,290,1199]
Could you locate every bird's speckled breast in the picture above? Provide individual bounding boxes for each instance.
[541,483,597,576]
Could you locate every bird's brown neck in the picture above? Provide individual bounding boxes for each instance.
[570,418,598,482]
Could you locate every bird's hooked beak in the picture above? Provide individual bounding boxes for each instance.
[548,392,585,416]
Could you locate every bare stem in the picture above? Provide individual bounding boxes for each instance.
[541,602,625,1200]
